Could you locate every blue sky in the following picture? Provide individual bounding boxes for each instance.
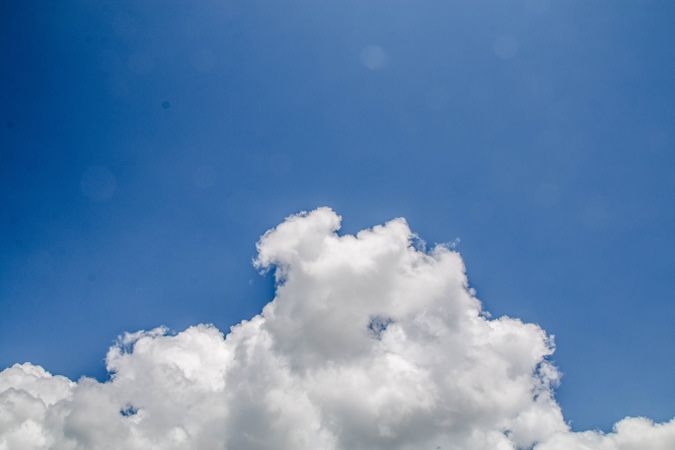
[1,0,673,434]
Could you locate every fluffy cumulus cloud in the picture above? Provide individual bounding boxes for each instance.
[1,207,673,449]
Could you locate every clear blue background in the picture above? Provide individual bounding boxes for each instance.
[1,0,673,432]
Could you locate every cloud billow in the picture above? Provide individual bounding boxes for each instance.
[1,208,673,449]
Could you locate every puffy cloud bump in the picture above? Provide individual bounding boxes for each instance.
[1,208,673,449]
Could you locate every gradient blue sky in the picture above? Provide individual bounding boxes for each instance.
[1,0,673,433]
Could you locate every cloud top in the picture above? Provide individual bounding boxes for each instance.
[1,208,673,449]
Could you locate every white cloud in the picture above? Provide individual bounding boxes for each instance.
[536,417,675,450]
[0,207,673,449]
